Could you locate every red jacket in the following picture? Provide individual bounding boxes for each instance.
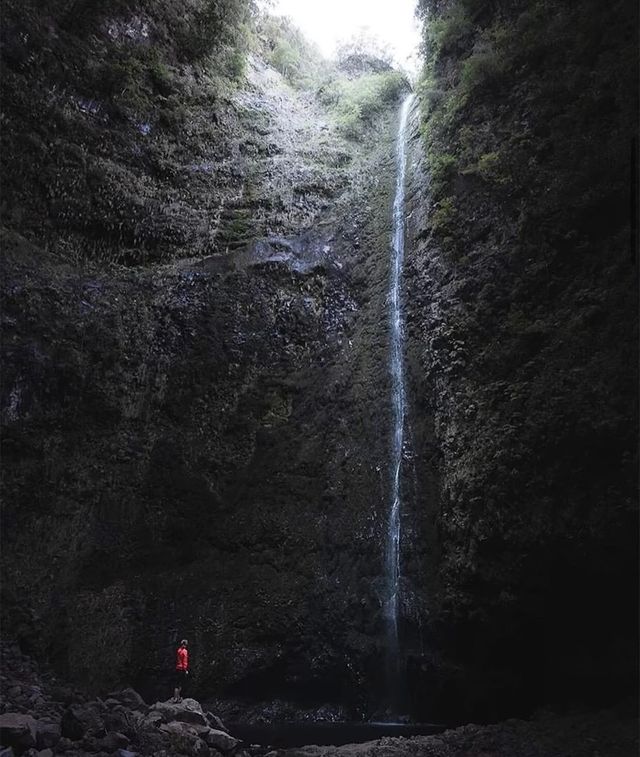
[176,646,189,671]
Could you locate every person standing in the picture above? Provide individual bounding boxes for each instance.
[173,639,189,702]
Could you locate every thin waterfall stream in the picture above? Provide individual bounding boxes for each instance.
[385,93,414,707]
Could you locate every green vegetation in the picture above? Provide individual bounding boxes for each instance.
[1,0,408,266]
[417,0,637,252]
[459,43,506,94]
[431,195,456,228]
[254,17,407,139]
[412,0,638,709]
[256,15,329,88]
[428,152,457,194]
[464,151,510,185]
[0,0,261,266]
[335,30,394,74]
[427,4,473,56]
[174,0,255,63]
[320,71,408,139]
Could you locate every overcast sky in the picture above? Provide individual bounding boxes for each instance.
[260,0,423,72]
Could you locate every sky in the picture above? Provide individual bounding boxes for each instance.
[259,0,423,72]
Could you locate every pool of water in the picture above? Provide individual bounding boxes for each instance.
[229,722,447,748]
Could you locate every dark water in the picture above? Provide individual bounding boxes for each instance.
[229,722,446,748]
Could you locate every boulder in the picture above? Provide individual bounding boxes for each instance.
[204,711,228,732]
[103,704,142,737]
[35,721,60,749]
[96,731,129,751]
[151,699,207,726]
[134,727,167,754]
[0,713,37,751]
[61,704,105,740]
[204,728,240,753]
[158,723,212,757]
[142,711,163,729]
[159,721,192,737]
[80,735,99,752]
[106,689,146,712]
[48,687,73,706]
[192,738,211,757]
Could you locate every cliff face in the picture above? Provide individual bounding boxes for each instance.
[400,0,638,720]
[1,0,637,726]
[1,1,409,717]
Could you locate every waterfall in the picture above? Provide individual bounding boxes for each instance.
[385,93,414,704]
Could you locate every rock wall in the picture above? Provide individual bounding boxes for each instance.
[1,0,409,717]
[1,0,637,726]
[399,0,638,721]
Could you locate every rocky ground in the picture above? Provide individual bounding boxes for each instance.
[0,641,255,756]
[1,643,637,756]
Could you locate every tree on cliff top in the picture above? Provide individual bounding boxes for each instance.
[336,30,394,76]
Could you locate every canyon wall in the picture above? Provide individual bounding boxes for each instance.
[1,0,637,723]
[401,0,638,720]
[1,0,409,718]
